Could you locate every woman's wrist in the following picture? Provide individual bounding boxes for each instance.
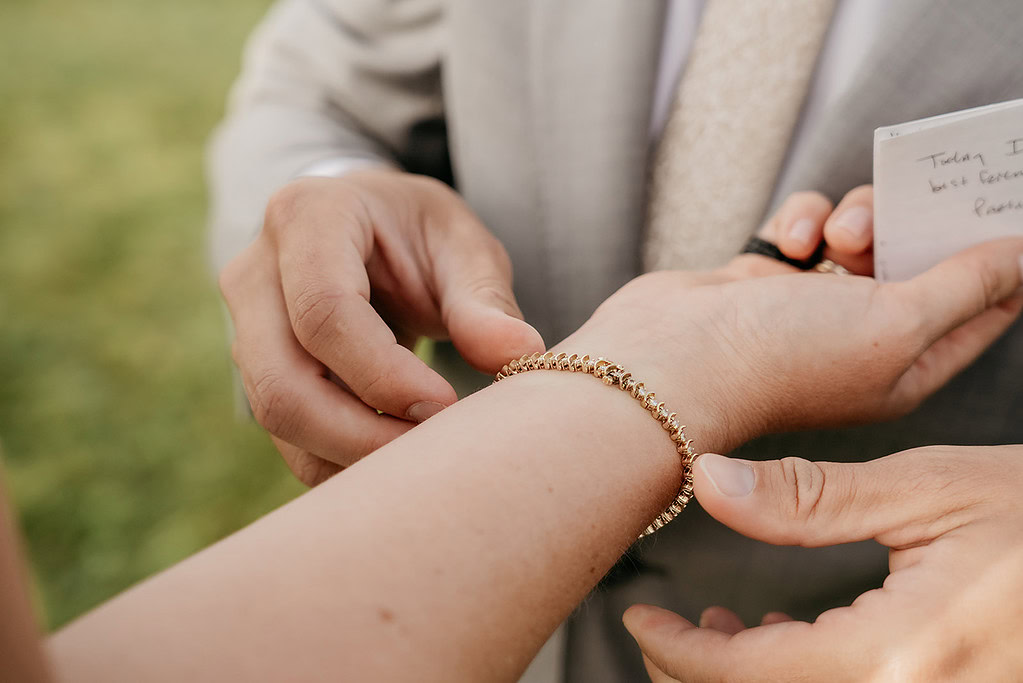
[49,365,709,682]
[480,367,688,536]
[549,329,755,457]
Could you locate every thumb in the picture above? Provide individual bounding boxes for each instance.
[435,234,545,373]
[692,450,977,548]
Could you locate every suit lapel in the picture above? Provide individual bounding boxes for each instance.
[446,0,665,342]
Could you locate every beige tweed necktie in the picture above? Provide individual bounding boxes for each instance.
[644,0,837,272]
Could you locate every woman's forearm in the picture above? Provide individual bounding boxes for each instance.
[46,237,1023,681]
[49,355,724,682]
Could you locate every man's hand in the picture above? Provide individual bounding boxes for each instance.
[766,185,875,276]
[624,445,1023,681]
[566,235,1023,452]
[219,170,544,484]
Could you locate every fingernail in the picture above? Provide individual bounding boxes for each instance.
[407,401,445,423]
[788,218,816,247]
[698,453,755,497]
[832,206,873,242]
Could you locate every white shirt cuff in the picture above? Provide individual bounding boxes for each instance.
[297,157,395,179]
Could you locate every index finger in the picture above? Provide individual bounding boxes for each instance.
[624,604,865,682]
[275,197,458,421]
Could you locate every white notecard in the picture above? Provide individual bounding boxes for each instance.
[873,98,1023,282]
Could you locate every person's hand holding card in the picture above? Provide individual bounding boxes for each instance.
[874,97,1023,281]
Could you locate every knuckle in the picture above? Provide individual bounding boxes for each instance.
[353,366,399,410]
[779,457,828,523]
[290,285,345,350]
[264,180,314,233]
[464,274,518,312]
[357,371,388,406]
[266,178,370,245]
[972,260,1003,310]
[249,371,302,439]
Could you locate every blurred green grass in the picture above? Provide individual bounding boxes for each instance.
[0,0,306,628]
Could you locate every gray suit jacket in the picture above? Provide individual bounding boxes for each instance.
[208,1,1023,680]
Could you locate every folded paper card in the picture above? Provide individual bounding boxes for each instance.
[874,97,1023,282]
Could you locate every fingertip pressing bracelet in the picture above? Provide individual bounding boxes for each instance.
[495,351,697,538]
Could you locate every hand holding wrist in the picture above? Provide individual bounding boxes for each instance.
[562,237,1023,452]
[220,169,543,483]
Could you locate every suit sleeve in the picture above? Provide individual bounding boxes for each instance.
[206,0,444,271]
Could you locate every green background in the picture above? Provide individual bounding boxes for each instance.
[0,0,305,628]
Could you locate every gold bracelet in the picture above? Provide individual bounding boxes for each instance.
[495,351,696,538]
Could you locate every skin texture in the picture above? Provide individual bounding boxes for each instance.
[219,169,546,484]
[35,236,1023,682]
[3,180,1019,680]
[625,445,1023,682]
[219,174,872,486]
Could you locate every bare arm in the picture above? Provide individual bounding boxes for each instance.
[49,365,702,682]
[47,238,1023,682]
